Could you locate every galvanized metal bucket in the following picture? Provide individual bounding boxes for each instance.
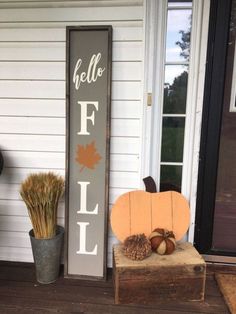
[29,225,64,284]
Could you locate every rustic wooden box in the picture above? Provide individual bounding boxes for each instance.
[113,242,206,304]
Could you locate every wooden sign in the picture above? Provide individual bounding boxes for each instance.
[65,26,112,279]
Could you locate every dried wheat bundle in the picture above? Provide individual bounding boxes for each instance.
[20,172,64,239]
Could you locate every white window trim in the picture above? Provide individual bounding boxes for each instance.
[141,0,210,242]
[141,0,167,186]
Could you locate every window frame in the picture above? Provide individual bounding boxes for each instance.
[141,0,210,241]
[160,3,192,192]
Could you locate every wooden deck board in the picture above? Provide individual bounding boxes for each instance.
[0,261,230,314]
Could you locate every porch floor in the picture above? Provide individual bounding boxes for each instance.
[0,261,234,313]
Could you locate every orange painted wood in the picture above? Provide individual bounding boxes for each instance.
[130,191,152,236]
[110,190,190,242]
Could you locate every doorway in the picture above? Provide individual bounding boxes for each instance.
[195,0,236,261]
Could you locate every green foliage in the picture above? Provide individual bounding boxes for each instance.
[160,13,191,193]
[164,70,188,114]
[20,172,64,239]
[161,117,185,162]
[175,14,191,61]
[176,30,191,61]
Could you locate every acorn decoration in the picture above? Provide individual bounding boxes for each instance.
[149,228,176,255]
[123,233,152,261]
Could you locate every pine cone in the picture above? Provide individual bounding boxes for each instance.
[123,234,152,261]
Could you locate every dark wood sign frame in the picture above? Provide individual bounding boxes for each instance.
[65,26,112,280]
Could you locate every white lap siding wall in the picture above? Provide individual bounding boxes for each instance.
[0,0,144,266]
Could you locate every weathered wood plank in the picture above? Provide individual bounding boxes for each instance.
[0,281,229,314]
[207,263,236,275]
[0,278,229,314]
[204,275,222,297]
[0,297,203,314]
[113,243,206,304]
[0,261,230,314]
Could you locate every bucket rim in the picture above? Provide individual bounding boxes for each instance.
[29,225,64,240]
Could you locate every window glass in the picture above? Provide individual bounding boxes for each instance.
[159,1,192,192]
[160,165,182,192]
[161,117,185,162]
[166,9,192,62]
[163,65,188,114]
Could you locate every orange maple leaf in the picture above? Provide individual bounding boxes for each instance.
[75,141,102,172]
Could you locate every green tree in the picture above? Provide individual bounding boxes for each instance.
[164,70,188,114]
[163,22,191,113]
[161,21,191,192]
[176,30,190,61]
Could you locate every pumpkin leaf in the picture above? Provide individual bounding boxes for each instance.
[75,141,102,172]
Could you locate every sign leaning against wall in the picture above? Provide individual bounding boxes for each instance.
[65,26,112,279]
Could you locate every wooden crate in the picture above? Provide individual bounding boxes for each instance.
[113,242,206,304]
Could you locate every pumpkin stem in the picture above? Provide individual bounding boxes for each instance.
[163,230,170,238]
[143,176,157,193]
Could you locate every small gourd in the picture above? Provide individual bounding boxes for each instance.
[123,233,152,261]
[149,228,176,255]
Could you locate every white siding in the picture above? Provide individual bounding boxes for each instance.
[0,0,144,267]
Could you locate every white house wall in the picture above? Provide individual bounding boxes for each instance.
[0,0,144,266]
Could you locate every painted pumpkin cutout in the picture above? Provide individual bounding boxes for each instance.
[110,190,190,242]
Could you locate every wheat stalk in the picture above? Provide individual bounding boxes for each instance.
[20,172,64,239]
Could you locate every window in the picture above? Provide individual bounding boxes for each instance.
[160,1,192,192]
[143,0,210,241]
